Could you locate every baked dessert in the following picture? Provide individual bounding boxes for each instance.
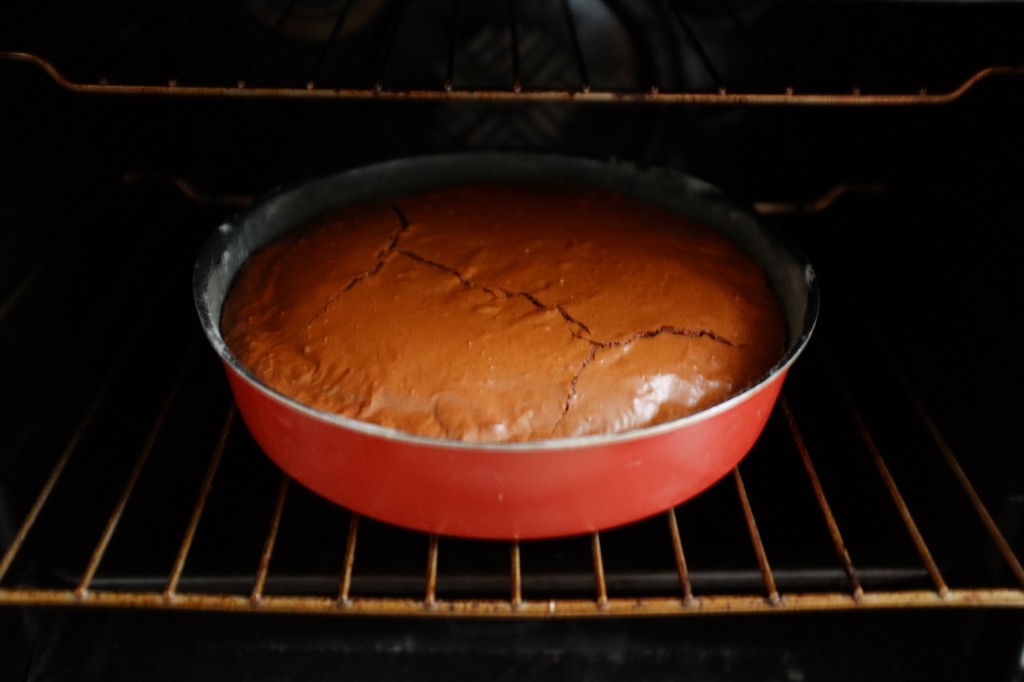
[221,183,786,442]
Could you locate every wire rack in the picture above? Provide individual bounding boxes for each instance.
[1,176,1022,619]
[1,0,1022,104]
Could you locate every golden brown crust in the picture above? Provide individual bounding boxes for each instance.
[222,184,785,442]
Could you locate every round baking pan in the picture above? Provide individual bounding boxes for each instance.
[194,153,818,539]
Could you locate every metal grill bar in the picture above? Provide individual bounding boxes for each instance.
[824,349,951,598]
[4,586,1023,617]
[664,0,724,92]
[0,393,107,586]
[165,405,236,599]
[508,0,522,92]
[76,342,197,596]
[374,0,409,92]
[251,476,290,603]
[79,565,933,595]
[338,513,359,604]
[853,292,1024,588]
[559,0,589,92]
[510,540,522,608]
[0,294,159,586]
[308,0,357,88]
[0,219,76,322]
[719,0,782,83]
[443,0,463,91]
[15,2,149,83]
[781,395,864,600]
[733,467,780,604]
[239,0,301,88]
[901,374,1024,589]
[753,183,887,215]
[5,52,1018,104]
[167,4,231,87]
[92,2,179,85]
[591,532,608,608]
[119,172,253,207]
[425,534,439,607]
[666,508,695,605]
[3,193,168,454]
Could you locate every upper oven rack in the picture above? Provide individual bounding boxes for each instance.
[1,0,1022,105]
[1,177,1023,619]
[3,50,1019,106]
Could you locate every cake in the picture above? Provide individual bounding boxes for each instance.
[220,183,786,442]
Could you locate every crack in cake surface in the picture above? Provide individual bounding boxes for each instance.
[395,248,741,436]
[399,250,592,338]
[306,203,411,326]
[556,325,739,430]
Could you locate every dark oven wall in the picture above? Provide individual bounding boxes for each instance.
[2,1,1024,680]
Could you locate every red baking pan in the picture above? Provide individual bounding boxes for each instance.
[194,153,818,539]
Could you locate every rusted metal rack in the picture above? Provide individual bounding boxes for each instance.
[1,0,1022,104]
[1,178,1022,619]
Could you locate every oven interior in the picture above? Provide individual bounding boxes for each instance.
[2,1,1024,679]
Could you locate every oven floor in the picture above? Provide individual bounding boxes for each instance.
[7,608,1024,681]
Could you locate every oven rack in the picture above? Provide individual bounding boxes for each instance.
[3,50,1020,106]
[1,0,1022,105]
[1,178,1022,619]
